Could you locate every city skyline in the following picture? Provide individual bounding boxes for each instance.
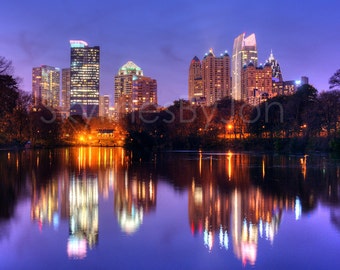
[1,0,339,106]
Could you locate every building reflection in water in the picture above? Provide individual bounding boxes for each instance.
[22,148,339,265]
[67,174,98,259]
[114,168,157,235]
[28,147,157,259]
[31,179,60,231]
[188,152,304,266]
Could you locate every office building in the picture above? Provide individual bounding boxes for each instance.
[188,56,204,104]
[189,49,230,106]
[70,40,100,118]
[241,62,273,105]
[32,65,60,108]
[99,95,110,118]
[114,61,157,114]
[202,49,231,106]
[267,50,283,82]
[61,68,70,117]
[232,33,258,101]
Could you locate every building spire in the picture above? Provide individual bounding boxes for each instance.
[269,49,274,61]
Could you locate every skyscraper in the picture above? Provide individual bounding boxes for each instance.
[188,56,203,103]
[189,49,230,106]
[202,49,230,106]
[99,95,110,118]
[114,61,157,114]
[61,68,70,117]
[32,65,60,108]
[70,40,100,118]
[232,33,258,101]
[267,50,283,82]
[241,62,273,105]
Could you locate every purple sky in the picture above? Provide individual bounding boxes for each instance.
[1,0,339,106]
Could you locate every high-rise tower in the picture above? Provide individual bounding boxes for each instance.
[188,56,203,103]
[61,68,70,117]
[70,40,100,118]
[232,33,258,101]
[267,50,283,82]
[202,49,230,106]
[114,61,157,114]
[32,65,60,108]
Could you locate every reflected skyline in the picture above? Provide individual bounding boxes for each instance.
[0,148,340,267]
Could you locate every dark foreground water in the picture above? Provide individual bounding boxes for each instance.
[0,147,340,270]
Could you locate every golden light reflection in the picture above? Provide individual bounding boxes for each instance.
[300,155,307,180]
[75,147,125,170]
[227,152,232,180]
[262,156,266,179]
[199,149,202,175]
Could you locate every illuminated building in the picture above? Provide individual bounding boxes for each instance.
[241,62,273,105]
[232,33,258,101]
[188,56,204,104]
[275,77,308,96]
[61,68,70,117]
[99,95,110,117]
[32,65,60,108]
[189,49,230,106]
[70,40,100,118]
[132,76,157,109]
[267,50,283,82]
[283,81,297,95]
[202,49,231,106]
[114,61,157,114]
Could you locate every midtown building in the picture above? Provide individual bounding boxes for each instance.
[268,51,283,82]
[241,62,273,106]
[188,56,204,104]
[61,68,70,118]
[202,49,231,106]
[70,40,100,118]
[114,61,157,114]
[32,65,60,108]
[232,33,258,101]
[188,49,231,106]
[99,95,110,118]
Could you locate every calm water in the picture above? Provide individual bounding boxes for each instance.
[0,147,340,270]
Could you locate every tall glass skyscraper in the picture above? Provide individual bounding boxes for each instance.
[70,40,100,118]
[232,33,257,101]
[32,65,60,108]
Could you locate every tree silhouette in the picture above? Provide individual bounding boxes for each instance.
[329,69,340,89]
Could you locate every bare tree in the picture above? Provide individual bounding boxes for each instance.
[0,56,13,75]
[329,69,340,90]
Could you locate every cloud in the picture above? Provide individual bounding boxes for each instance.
[160,45,184,63]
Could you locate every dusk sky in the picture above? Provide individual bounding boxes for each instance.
[1,0,339,106]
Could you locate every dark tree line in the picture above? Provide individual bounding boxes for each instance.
[0,57,62,147]
[123,69,340,153]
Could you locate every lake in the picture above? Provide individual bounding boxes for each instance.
[0,147,340,269]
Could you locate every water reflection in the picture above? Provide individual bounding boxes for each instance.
[68,175,99,259]
[114,170,156,235]
[0,148,340,268]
